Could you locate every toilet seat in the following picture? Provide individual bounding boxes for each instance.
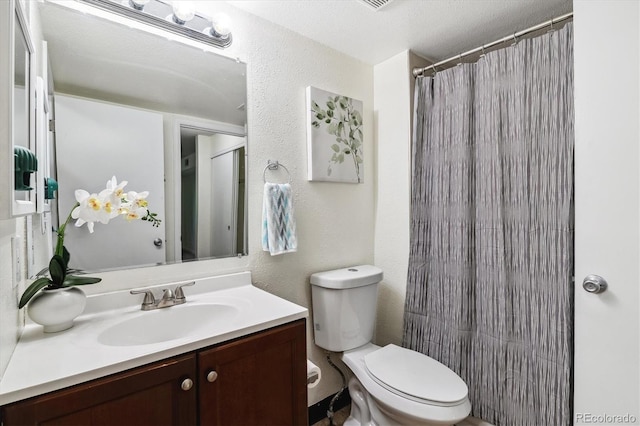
[364,344,468,407]
[342,343,471,425]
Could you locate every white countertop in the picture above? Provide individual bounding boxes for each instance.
[0,271,308,405]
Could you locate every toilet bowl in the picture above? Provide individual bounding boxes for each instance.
[310,265,471,426]
[342,343,471,425]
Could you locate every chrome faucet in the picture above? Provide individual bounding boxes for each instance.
[130,281,195,311]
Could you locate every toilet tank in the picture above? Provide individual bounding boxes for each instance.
[310,265,383,352]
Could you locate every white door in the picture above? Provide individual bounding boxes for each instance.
[55,94,166,271]
[195,134,243,258]
[210,151,236,256]
[574,1,639,423]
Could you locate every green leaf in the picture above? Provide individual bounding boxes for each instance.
[49,255,67,287]
[62,275,102,287]
[18,277,52,309]
[344,150,351,155]
[356,155,363,163]
[62,246,70,268]
[331,144,340,153]
[326,100,335,110]
[327,109,334,118]
[315,112,325,120]
[312,101,320,111]
[337,153,344,163]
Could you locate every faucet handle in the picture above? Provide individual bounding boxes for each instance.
[174,281,195,303]
[130,289,156,309]
[161,288,174,301]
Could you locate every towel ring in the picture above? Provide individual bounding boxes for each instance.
[263,160,291,183]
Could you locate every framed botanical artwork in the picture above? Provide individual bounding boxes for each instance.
[306,86,363,183]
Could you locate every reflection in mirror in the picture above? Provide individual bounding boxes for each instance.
[14,7,32,203]
[180,127,246,260]
[38,0,248,273]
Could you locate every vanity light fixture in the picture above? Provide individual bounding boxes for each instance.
[128,0,149,11]
[208,13,232,40]
[171,1,195,25]
[79,0,233,48]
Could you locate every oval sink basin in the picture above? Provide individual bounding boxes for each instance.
[98,304,240,346]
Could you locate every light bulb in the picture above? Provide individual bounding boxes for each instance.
[209,13,232,39]
[128,0,150,10]
[172,1,195,25]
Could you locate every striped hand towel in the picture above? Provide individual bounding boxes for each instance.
[262,183,298,255]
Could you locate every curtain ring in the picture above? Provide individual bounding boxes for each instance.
[547,19,555,33]
[456,53,463,66]
[430,64,438,76]
[511,33,518,45]
[480,45,487,58]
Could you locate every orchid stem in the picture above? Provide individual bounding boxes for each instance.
[55,202,80,257]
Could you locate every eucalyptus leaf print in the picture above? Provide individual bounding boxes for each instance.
[307,87,364,183]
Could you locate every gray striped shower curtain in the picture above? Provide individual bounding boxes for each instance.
[403,23,574,426]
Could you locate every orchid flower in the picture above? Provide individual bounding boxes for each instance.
[123,190,150,221]
[106,176,128,200]
[71,190,103,233]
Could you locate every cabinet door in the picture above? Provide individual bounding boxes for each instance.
[2,354,197,426]
[199,319,307,426]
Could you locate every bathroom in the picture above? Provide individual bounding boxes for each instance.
[0,0,638,424]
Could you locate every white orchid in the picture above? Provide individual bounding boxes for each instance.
[71,177,160,232]
[123,190,150,221]
[71,190,104,233]
[106,176,128,200]
[18,176,161,310]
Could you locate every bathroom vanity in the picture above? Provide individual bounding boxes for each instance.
[0,272,308,425]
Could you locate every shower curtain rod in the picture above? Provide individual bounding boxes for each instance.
[412,11,573,77]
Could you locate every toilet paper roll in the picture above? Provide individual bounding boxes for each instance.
[307,360,321,388]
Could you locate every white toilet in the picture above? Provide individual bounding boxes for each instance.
[310,265,471,426]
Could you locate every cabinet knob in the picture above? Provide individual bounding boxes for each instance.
[181,378,194,391]
[206,371,218,383]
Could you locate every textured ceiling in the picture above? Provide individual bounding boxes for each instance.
[227,0,573,65]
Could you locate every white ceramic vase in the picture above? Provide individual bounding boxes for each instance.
[27,287,87,333]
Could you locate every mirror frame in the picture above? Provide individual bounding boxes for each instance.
[0,0,37,218]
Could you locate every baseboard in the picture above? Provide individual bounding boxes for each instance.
[308,389,351,425]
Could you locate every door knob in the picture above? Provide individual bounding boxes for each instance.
[153,238,163,247]
[206,370,218,383]
[582,275,608,294]
[181,378,194,391]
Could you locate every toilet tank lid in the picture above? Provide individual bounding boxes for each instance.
[310,265,383,289]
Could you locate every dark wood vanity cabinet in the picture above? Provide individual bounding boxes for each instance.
[1,354,197,425]
[198,319,307,425]
[1,320,307,426]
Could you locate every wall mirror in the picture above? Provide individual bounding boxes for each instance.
[0,0,37,218]
[37,0,248,274]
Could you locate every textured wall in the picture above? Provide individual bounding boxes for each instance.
[373,51,430,347]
